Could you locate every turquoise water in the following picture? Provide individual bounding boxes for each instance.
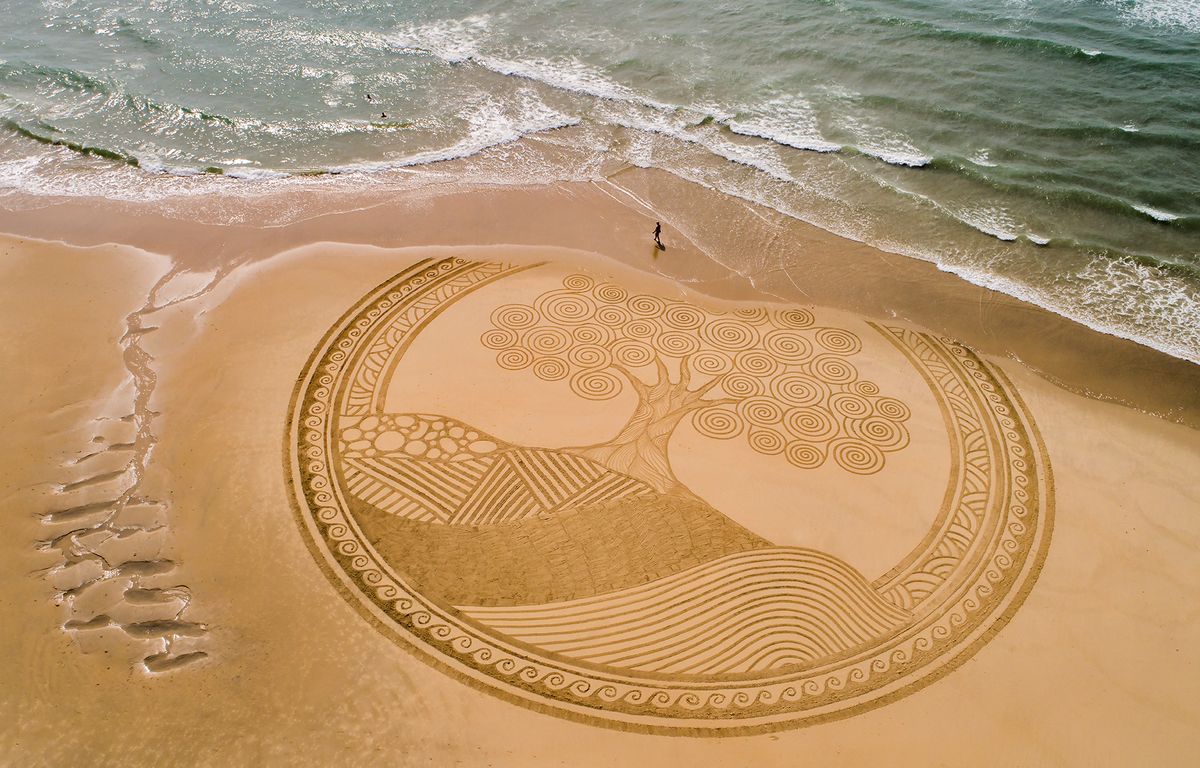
[1,0,1198,360]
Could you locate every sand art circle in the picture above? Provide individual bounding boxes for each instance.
[694,406,744,439]
[593,283,628,304]
[533,357,570,382]
[690,349,733,377]
[571,324,611,347]
[655,330,701,358]
[763,329,813,364]
[702,317,757,351]
[734,307,770,325]
[815,327,862,355]
[771,372,826,407]
[566,343,611,370]
[623,318,658,339]
[562,274,594,292]
[628,294,667,318]
[537,290,596,324]
[611,338,654,368]
[287,258,1053,735]
[784,405,839,443]
[830,438,886,475]
[496,347,534,371]
[664,303,706,330]
[785,441,826,470]
[719,371,763,399]
[571,368,622,400]
[748,427,787,455]
[773,307,815,330]
[740,396,785,428]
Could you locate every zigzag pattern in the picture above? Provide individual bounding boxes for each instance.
[343,447,654,525]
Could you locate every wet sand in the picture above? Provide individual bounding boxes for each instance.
[1,169,1197,426]
[1,179,1199,764]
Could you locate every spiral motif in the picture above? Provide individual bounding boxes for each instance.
[612,339,654,367]
[628,294,667,317]
[593,283,627,304]
[815,327,862,354]
[772,307,815,329]
[785,441,826,469]
[809,353,857,385]
[497,347,533,370]
[693,407,743,439]
[740,397,785,427]
[749,428,786,455]
[537,290,596,324]
[481,328,517,350]
[656,330,701,357]
[771,372,825,407]
[852,379,881,397]
[492,304,538,330]
[525,326,571,355]
[735,349,779,377]
[762,329,812,364]
[784,406,838,441]
[873,396,911,421]
[567,344,612,370]
[623,318,658,339]
[733,307,769,325]
[571,324,611,346]
[830,391,872,419]
[533,357,569,381]
[719,371,762,398]
[830,438,885,474]
[690,350,732,377]
[663,304,705,330]
[702,318,757,351]
[571,369,621,400]
[562,274,594,291]
[846,416,910,451]
[595,305,630,326]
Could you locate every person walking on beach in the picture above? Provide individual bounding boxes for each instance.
[653,221,664,251]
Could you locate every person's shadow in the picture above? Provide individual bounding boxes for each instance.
[651,241,666,259]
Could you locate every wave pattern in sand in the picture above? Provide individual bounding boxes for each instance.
[461,548,911,675]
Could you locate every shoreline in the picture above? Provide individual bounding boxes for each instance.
[1,168,1197,427]
[5,121,1199,370]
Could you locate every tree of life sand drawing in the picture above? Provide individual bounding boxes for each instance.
[482,273,911,489]
[288,258,1052,734]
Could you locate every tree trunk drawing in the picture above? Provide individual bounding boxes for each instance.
[569,359,733,493]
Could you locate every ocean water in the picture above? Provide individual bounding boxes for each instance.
[1,0,1198,361]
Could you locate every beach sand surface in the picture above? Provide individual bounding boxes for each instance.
[2,184,1199,765]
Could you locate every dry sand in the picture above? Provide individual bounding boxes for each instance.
[1,180,1199,765]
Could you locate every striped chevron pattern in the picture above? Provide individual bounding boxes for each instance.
[460,548,911,675]
[343,455,494,523]
[342,447,655,525]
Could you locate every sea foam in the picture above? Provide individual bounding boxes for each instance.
[727,95,842,154]
[1110,0,1200,32]
[1131,203,1181,222]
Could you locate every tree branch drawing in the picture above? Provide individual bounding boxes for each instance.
[483,274,911,492]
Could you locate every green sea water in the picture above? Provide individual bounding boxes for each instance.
[1,0,1197,360]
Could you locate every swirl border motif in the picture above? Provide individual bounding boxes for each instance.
[285,258,1054,735]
